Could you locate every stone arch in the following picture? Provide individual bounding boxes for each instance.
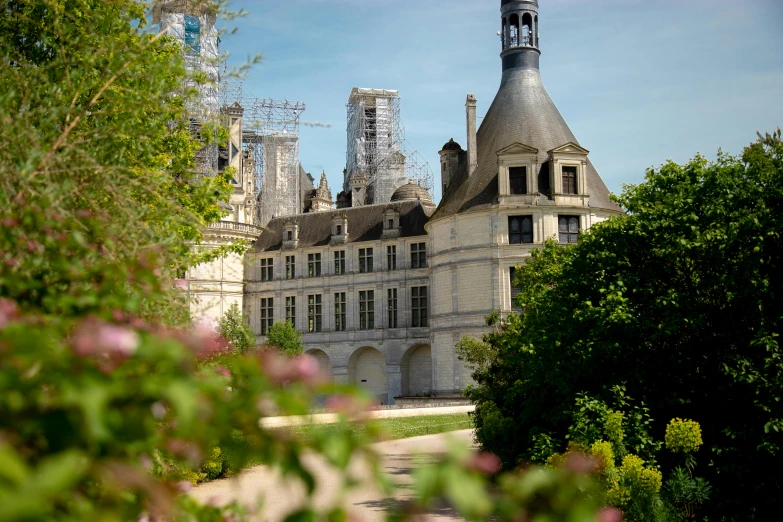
[348,346,388,405]
[306,349,332,381]
[400,344,432,397]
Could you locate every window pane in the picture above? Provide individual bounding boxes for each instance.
[569,217,579,233]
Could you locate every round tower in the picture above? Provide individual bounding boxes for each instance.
[500,0,540,72]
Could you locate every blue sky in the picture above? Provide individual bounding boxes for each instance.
[220,0,783,203]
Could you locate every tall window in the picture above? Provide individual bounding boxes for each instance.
[308,253,322,277]
[359,248,373,273]
[260,258,274,282]
[562,166,578,194]
[387,288,398,329]
[510,267,522,310]
[509,166,527,195]
[260,298,273,335]
[509,216,534,244]
[411,287,428,328]
[387,245,397,271]
[308,295,322,333]
[334,292,347,332]
[183,15,201,54]
[359,290,375,330]
[411,243,427,269]
[285,296,296,326]
[558,216,580,244]
[334,251,346,275]
[285,256,296,279]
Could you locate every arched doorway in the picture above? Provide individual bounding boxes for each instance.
[401,344,432,397]
[348,347,388,405]
[306,349,332,380]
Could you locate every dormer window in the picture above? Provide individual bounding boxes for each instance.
[382,208,401,239]
[336,225,342,235]
[283,221,299,250]
[497,143,538,198]
[509,167,527,195]
[331,213,348,245]
[562,166,578,194]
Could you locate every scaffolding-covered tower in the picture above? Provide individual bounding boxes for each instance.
[221,80,306,226]
[153,0,220,174]
[345,88,434,206]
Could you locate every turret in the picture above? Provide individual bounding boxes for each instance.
[438,138,463,193]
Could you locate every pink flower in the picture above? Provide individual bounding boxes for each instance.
[563,452,600,474]
[597,507,624,522]
[0,298,19,330]
[466,452,502,475]
[174,481,193,493]
[71,318,140,358]
[173,279,188,289]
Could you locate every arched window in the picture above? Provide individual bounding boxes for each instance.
[522,13,533,47]
[558,216,580,244]
[509,14,520,47]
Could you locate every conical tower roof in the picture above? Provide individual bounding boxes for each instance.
[433,1,620,219]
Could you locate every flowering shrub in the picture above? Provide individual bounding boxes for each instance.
[665,418,703,454]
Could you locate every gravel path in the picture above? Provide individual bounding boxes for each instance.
[191,429,475,521]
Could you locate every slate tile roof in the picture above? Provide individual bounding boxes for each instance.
[254,201,433,252]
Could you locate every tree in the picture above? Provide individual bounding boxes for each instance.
[0,0,233,325]
[467,130,783,520]
[217,303,256,353]
[265,321,305,357]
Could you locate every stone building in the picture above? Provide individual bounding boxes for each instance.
[244,0,622,403]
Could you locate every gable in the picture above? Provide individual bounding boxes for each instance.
[548,142,590,155]
[496,142,539,156]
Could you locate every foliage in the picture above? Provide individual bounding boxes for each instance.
[665,419,703,455]
[217,303,256,354]
[265,321,305,357]
[466,131,783,520]
[0,0,236,325]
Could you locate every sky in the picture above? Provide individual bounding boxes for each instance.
[219,0,783,203]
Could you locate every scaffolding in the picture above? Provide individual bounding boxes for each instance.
[221,79,306,226]
[154,0,221,175]
[345,88,434,205]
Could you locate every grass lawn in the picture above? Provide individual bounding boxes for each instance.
[286,413,474,443]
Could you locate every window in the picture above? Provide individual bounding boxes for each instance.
[184,15,201,54]
[387,245,397,271]
[334,251,345,275]
[559,216,580,244]
[285,256,296,279]
[260,298,273,335]
[509,216,534,244]
[359,248,373,273]
[562,166,578,195]
[388,219,394,229]
[260,258,274,282]
[334,292,347,331]
[411,287,428,328]
[388,288,398,329]
[336,225,342,235]
[287,231,293,241]
[359,290,375,330]
[308,253,322,277]
[411,243,427,269]
[510,268,522,310]
[285,296,296,326]
[509,166,527,195]
[308,295,322,333]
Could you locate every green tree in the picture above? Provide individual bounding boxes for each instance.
[266,321,305,357]
[467,130,783,520]
[217,303,256,353]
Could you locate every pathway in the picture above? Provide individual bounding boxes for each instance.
[191,430,475,521]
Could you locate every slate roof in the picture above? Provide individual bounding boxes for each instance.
[432,66,622,221]
[254,201,433,252]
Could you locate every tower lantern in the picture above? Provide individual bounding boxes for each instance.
[500,0,540,72]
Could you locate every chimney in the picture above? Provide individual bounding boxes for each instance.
[465,94,478,176]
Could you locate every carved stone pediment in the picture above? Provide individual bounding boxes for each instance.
[548,142,590,155]
[496,142,539,156]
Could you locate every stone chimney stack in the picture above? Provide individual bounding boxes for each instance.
[465,94,478,176]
